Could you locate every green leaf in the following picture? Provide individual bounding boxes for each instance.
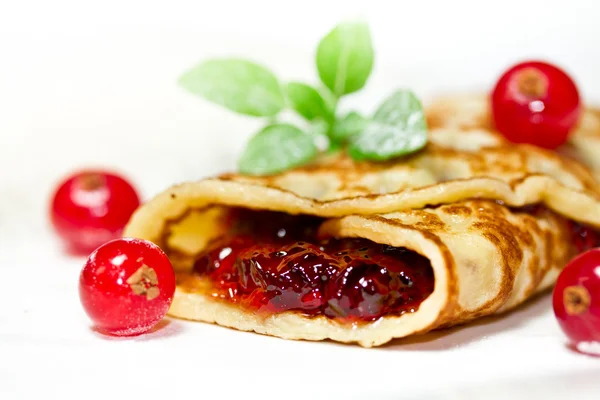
[179,59,285,117]
[348,90,428,161]
[316,22,374,97]
[330,111,368,143]
[319,85,338,112]
[307,119,331,151]
[285,82,333,121]
[327,141,343,153]
[238,123,318,175]
[308,119,329,137]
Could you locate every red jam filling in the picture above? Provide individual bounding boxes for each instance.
[519,204,600,253]
[193,209,434,322]
[569,221,600,253]
[192,206,600,322]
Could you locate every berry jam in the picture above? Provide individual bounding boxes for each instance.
[568,221,600,253]
[193,209,434,322]
[515,204,600,253]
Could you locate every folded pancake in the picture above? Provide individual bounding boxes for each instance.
[124,128,600,347]
[426,93,600,180]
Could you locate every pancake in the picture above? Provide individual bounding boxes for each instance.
[123,124,600,347]
[426,93,600,180]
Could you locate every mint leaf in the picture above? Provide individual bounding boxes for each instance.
[179,59,285,117]
[319,86,338,112]
[308,119,329,138]
[330,111,368,143]
[316,22,374,97]
[348,90,427,161]
[307,119,331,151]
[238,123,318,175]
[285,82,333,121]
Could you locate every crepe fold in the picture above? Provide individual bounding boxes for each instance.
[124,129,600,347]
[426,93,600,181]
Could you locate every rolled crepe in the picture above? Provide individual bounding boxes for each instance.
[426,93,600,181]
[124,129,600,347]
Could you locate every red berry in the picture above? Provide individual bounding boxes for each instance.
[79,238,176,336]
[553,249,600,356]
[50,170,141,254]
[491,60,581,149]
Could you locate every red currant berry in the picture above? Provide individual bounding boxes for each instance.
[553,249,600,356]
[79,238,176,336]
[50,170,141,254]
[491,60,581,149]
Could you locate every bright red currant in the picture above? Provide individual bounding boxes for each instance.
[79,238,176,336]
[491,60,581,149]
[553,248,600,356]
[50,170,141,254]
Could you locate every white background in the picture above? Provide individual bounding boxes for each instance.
[1,0,599,399]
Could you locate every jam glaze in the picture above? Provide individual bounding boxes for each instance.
[517,204,600,253]
[569,221,600,254]
[191,206,600,323]
[193,209,434,322]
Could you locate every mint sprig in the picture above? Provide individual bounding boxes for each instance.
[238,124,317,175]
[285,82,333,122]
[349,90,428,161]
[330,111,369,143]
[179,21,428,175]
[179,59,285,117]
[316,22,374,97]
